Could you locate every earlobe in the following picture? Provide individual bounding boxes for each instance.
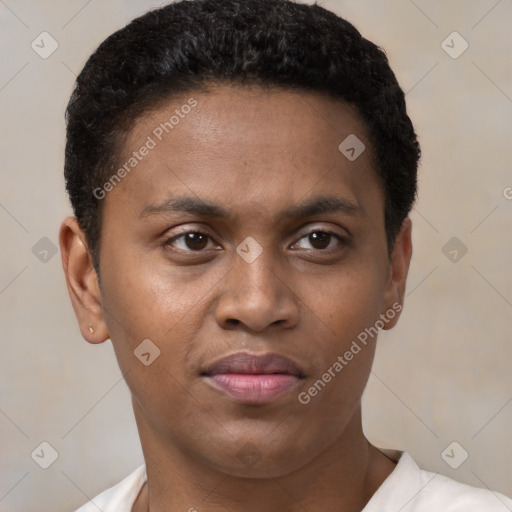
[59,217,109,344]
[382,217,413,330]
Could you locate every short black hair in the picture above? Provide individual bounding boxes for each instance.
[64,0,420,272]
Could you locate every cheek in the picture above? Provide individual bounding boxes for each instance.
[98,246,220,373]
[101,246,180,328]
[296,266,384,397]
[296,258,386,404]
[307,260,387,341]
[98,256,206,422]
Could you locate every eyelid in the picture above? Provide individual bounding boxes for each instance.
[293,221,349,240]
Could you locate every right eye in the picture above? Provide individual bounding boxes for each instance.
[163,231,218,252]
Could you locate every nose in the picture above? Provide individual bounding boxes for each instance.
[214,248,299,333]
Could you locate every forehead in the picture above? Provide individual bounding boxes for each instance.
[104,84,382,222]
[127,84,372,165]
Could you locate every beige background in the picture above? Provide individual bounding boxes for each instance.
[0,1,511,511]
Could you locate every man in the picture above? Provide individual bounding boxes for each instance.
[59,0,512,510]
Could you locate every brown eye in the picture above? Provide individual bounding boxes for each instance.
[165,231,214,251]
[295,230,343,251]
[183,232,209,250]
[308,232,331,249]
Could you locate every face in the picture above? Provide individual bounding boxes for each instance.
[61,84,412,478]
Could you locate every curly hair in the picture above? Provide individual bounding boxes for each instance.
[64,0,420,272]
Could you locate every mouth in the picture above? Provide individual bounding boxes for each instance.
[201,352,306,404]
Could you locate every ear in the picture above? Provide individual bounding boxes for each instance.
[381,217,413,330]
[59,217,109,344]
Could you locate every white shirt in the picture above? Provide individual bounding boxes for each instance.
[74,451,512,511]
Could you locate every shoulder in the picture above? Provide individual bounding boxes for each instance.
[73,465,146,512]
[419,469,512,510]
[365,451,512,512]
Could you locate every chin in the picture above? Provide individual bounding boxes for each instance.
[193,432,314,479]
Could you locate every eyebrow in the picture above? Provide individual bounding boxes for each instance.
[139,194,359,220]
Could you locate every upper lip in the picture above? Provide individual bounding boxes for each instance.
[202,352,305,377]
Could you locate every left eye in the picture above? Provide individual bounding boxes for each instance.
[293,231,343,250]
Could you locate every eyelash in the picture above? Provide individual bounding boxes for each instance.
[163,228,348,255]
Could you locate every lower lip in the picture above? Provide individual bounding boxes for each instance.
[204,374,302,403]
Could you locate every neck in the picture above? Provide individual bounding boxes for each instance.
[131,402,396,512]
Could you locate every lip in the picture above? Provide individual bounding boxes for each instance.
[202,352,305,404]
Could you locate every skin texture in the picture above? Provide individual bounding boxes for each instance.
[60,85,413,512]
